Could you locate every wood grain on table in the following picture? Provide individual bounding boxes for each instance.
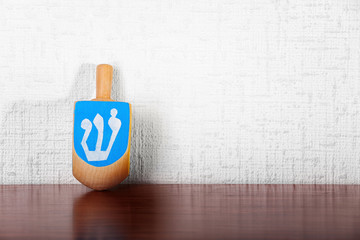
[0,184,359,240]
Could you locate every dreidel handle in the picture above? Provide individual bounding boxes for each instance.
[95,64,113,101]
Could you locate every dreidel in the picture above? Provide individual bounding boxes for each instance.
[73,64,132,190]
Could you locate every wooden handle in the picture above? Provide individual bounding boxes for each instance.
[96,64,113,100]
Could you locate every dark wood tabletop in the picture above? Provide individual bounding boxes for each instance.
[0,184,359,240]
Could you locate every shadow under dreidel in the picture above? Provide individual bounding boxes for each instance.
[72,185,160,240]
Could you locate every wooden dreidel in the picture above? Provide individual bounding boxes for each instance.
[73,64,132,190]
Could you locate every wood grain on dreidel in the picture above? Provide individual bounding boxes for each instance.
[72,64,132,190]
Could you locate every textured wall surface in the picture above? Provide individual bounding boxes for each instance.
[0,0,360,184]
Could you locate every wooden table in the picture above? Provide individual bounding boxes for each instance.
[0,184,359,239]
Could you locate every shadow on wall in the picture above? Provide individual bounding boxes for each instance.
[113,65,159,184]
[0,64,159,184]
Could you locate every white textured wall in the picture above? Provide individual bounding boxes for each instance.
[0,0,360,184]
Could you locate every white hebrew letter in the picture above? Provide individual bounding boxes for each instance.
[80,109,122,162]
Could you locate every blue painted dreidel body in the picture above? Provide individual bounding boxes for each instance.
[73,64,132,190]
